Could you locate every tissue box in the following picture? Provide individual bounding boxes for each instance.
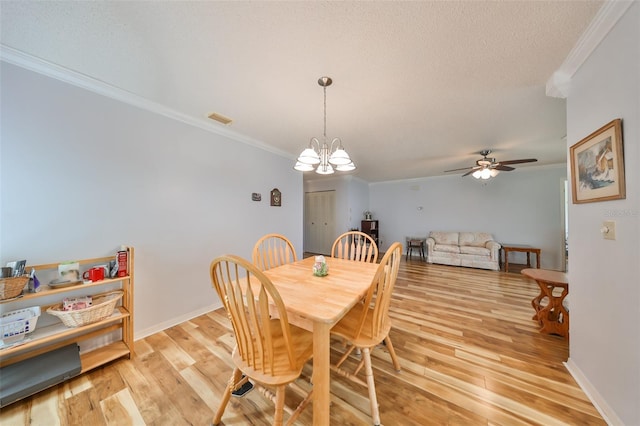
[62,296,93,311]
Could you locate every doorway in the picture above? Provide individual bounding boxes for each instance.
[304,190,336,255]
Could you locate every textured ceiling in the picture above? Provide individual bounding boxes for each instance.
[0,1,603,182]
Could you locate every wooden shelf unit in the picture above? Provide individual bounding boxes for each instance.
[0,247,134,380]
[361,220,379,245]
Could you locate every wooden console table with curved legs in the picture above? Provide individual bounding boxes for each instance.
[521,268,569,338]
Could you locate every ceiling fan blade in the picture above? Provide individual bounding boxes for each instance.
[447,154,536,176]
[444,166,474,172]
[498,158,538,165]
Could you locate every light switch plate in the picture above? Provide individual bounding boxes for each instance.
[602,220,616,240]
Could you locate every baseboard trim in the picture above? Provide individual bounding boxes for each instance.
[564,358,622,425]
[134,302,222,341]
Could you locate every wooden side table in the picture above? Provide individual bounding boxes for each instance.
[501,244,541,272]
[521,268,569,338]
[405,237,426,260]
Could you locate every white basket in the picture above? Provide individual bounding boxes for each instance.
[0,306,41,347]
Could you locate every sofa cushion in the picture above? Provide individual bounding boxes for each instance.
[459,232,494,247]
[430,232,459,245]
[433,244,460,254]
[460,246,490,256]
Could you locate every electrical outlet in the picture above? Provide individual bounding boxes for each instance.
[601,220,616,240]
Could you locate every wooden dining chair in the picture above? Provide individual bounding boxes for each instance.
[330,242,403,426]
[252,233,298,271]
[209,255,313,426]
[331,231,378,263]
[331,231,401,372]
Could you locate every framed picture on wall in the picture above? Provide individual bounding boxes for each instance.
[570,118,625,204]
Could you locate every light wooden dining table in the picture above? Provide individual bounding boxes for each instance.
[262,256,379,426]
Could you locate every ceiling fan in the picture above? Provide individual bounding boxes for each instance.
[444,149,537,179]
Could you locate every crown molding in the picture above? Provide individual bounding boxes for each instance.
[0,44,294,160]
[546,0,634,98]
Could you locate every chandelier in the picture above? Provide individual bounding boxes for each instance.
[294,77,355,174]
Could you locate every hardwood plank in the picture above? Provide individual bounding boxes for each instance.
[63,374,93,400]
[100,388,146,425]
[142,331,195,371]
[26,388,60,426]
[136,350,210,425]
[113,355,184,424]
[88,362,126,402]
[64,387,106,426]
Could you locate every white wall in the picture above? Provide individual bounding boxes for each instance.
[565,3,639,424]
[0,62,303,338]
[369,165,567,269]
[346,177,370,231]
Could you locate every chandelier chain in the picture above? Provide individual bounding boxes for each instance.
[323,85,327,139]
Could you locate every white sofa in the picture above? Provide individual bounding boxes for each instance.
[426,231,501,271]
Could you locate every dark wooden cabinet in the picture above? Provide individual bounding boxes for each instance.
[361,220,379,245]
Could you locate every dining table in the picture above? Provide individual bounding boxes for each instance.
[262,256,379,426]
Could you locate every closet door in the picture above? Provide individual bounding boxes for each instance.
[304,190,336,255]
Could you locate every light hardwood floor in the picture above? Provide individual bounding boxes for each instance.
[0,259,605,425]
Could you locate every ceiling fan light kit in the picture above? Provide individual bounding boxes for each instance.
[445,149,537,180]
[294,76,356,175]
[472,168,499,179]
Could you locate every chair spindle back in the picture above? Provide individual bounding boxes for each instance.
[355,242,402,340]
[331,231,379,263]
[210,255,296,375]
[252,233,298,271]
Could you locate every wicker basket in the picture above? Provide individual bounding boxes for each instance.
[0,276,29,300]
[47,291,123,327]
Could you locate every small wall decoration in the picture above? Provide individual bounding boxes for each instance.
[270,188,281,207]
[570,118,625,204]
[251,193,261,202]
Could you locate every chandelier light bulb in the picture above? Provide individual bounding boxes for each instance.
[297,147,321,165]
[294,161,315,171]
[315,163,334,174]
[328,144,352,166]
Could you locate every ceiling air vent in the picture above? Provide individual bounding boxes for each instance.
[207,112,233,125]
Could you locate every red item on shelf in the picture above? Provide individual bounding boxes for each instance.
[116,250,128,277]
